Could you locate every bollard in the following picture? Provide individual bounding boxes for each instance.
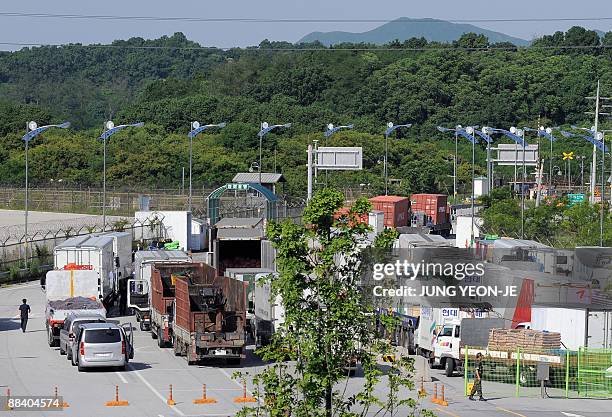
[438,384,449,406]
[233,381,257,403]
[4,388,12,411]
[105,385,129,406]
[418,376,426,398]
[166,384,176,406]
[193,384,218,404]
[431,383,438,404]
[52,386,69,408]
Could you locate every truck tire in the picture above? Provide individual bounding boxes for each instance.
[444,358,455,377]
[139,321,145,331]
[47,328,57,347]
[59,342,66,355]
[151,327,158,339]
[71,354,77,366]
[158,334,165,348]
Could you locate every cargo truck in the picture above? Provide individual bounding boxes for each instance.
[128,250,191,330]
[433,317,507,376]
[53,232,132,307]
[149,263,193,347]
[172,263,247,365]
[253,272,284,347]
[44,269,106,347]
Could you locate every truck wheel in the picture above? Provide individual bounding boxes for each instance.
[47,328,57,347]
[151,328,158,340]
[71,354,77,366]
[59,343,66,355]
[67,349,72,361]
[158,334,165,348]
[445,359,455,377]
[140,321,145,331]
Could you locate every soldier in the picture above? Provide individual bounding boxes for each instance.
[469,353,485,401]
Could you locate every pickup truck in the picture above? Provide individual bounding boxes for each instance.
[45,270,106,347]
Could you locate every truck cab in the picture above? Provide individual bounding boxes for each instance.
[433,321,461,376]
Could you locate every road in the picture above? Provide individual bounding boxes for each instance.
[1,281,611,417]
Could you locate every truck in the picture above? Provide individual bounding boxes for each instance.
[44,269,107,347]
[128,250,191,330]
[172,263,247,365]
[53,232,132,307]
[253,272,284,347]
[433,317,507,376]
[149,263,188,347]
[225,268,275,336]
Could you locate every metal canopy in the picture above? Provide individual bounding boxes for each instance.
[207,183,278,225]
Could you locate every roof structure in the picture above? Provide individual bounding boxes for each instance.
[232,173,285,184]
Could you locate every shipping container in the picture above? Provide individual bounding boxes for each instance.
[410,194,449,226]
[369,196,410,228]
[173,263,247,365]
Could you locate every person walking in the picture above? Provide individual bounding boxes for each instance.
[19,299,31,333]
[469,352,485,401]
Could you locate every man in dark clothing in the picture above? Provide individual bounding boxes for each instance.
[19,299,31,333]
[469,353,485,401]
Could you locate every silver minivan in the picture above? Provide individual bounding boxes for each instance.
[59,313,106,361]
[71,323,134,371]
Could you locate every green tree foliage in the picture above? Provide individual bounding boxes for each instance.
[244,189,427,417]
[0,28,610,195]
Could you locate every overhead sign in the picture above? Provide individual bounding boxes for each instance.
[493,144,539,166]
[317,147,363,171]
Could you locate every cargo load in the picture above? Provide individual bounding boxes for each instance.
[369,195,410,228]
[488,328,561,351]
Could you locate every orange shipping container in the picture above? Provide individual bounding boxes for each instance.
[369,195,410,228]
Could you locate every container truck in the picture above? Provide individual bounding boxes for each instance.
[128,250,191,330]
[172,263,247,365]
[149,263,194,347]
[253,272,284,346]
[53,232,132,307]
[44,269,106,347]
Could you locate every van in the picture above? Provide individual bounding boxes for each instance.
[71,323,134,371]
[59,313,106,361]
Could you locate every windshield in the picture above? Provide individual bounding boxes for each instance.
[73,319,104,331]
[439,326,454,337]
[84,329,121,343]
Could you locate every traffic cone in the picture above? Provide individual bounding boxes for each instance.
[193,384,217,404]
[167,384,176,406]
[233,381,257,403]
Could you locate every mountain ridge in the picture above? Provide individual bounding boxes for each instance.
[298,17,529,46]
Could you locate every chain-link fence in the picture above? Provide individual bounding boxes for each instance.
[462,346,612,399]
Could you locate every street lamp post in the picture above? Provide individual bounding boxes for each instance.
[436,125,464,201]
[511,127,526,239]
[187,121,226,211]
[384,122,412,195]
[257,122,292,184]
[100,121,144,228]
[21,121,71,258]
[324,123,354,188]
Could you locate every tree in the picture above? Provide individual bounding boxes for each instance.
[238,189,427,417]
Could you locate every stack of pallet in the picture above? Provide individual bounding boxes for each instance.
[488,329,561,350]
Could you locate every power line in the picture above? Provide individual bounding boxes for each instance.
[0,41,610,52]
[1,12,612,24]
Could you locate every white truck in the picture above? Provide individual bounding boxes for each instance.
[44,269,106,347]
[127,250,191,330]
[433,317,507,376]
[416,307,476,360]
[253,272,284,346]
[53,232,132,307]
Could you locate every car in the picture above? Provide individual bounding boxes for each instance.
[59,313,107,361]
[70,322,134,372]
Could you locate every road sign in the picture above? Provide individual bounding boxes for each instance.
[317,147,363,170]
[568,193,585,206]
[493,144,539,166]
[563,151,574,161]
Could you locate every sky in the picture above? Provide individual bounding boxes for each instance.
[0,0,611,50]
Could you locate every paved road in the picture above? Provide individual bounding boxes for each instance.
[1,281,610,417]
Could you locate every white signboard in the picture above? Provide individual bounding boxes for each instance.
[317,147,363,170]
[494,144,539,166]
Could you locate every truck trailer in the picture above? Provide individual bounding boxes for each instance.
[128,250,191,330]
[44,269,106,347]
[172,263,247,365]
[53,232,132,307]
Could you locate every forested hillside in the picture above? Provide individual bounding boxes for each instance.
[0,28,611,196]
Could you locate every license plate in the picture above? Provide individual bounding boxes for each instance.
[95,353,111,358]
[214,350,227,356]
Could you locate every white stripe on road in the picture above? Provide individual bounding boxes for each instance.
[116,371,128,384]
[128,363,185,416]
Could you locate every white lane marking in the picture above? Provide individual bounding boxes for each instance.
[158,415,164,417]
[128,363,185,416]
[561,413,586,417]
[116,371,128,384]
